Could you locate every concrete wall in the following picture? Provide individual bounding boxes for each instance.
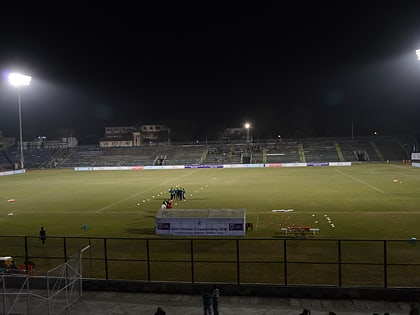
[83,279,420,302]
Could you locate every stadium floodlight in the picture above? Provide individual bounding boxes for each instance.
[416,49,420,60]
[8,72,32,169]
[244,123,251,143]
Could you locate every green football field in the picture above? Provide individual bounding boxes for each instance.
[1,162,419,240]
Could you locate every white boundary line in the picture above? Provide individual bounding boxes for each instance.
[335,169,385,193]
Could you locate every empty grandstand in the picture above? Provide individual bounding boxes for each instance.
[0,135,417,170]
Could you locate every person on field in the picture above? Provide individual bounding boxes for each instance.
[39,227,46,246]
[169,187,176,200]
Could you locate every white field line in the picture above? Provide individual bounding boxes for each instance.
[335,169,384,194]
[95,170,198,212]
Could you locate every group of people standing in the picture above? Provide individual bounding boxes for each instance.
[169,187,186,201]
[160,187,186,210]
[202,287,220,315]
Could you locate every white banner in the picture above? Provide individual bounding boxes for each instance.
[412,153,420,160]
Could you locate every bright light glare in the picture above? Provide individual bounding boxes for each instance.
[416,49,420,60]
[8,72,32,87]
[244,123,251,129]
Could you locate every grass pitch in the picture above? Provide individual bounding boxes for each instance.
[1,163,419,240]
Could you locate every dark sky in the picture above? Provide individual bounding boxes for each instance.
[1,2,420,143]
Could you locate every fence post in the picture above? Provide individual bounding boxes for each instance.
[103,238,109,280]
[283,239,287,285]
[24,236,29,270]
[338,240,342,287]
[63,237,68,262]
[384,240,387,288]
[236,239,240,284]
[146,239,151,282]
[190,239,195,283]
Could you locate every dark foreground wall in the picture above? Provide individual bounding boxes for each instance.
[83,279,420,302]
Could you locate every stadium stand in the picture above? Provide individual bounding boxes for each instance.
[373,136,411,161]
[265,141,300,163]
[0,136,417,169]
[300,138,340,163]
[165,145,204,165]
[339,137,381,161]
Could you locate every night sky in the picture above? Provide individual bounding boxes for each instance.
[1,2,420,143]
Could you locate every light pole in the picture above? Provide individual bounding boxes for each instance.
[244,123,251,143]
[8,72,32,169]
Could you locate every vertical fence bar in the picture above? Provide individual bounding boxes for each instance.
[103,238,109,280]
[63,237,68,262]
[24,236,29,268]
[283,239,287,285]
[190,239,195,283]
[146,239,151,282]
[338,240,342,287]
[236,239,240,284]
[384,240,387,288]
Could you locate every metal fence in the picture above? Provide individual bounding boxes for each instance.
[0,245,89,315]
[1,236,420,288]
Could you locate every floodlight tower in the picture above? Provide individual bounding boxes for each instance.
[8,72,32,169]
[244,123,251,143]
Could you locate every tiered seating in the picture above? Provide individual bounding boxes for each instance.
[205,143,248,164]
[372,137,410,161]
[300,139,339,163]
[265,142,300,163]
[338,138,379,161]
[59,146,103,167]
[206,145,231,164]
[165,145,204,165]
[1,136,413,169]
[23,149,58,168]
[339,139,362,161]
[0,149,17,170]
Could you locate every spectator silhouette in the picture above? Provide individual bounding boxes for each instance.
[212,287,220,315]
[154,306,166,315]
[202,288,212,315]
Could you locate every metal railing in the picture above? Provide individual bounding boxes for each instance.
[1,236,419,288]
[0,245,90,314]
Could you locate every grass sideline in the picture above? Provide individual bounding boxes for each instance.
[0,163,419,240]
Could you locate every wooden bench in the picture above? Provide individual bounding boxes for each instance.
[278,226,320,238]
